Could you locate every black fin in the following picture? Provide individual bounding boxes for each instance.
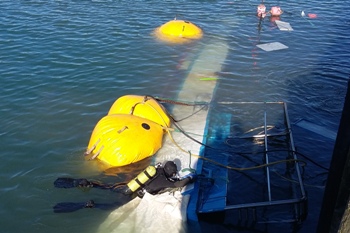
[54,178,93,189]
[53,200,118,213]
[53,202,87,213]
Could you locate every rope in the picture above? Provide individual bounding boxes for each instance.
[164,127,307,172]
[155,97,328,172]
[272,169,325,189]
[128,96,171,127]
[125,97,313,173]
[173,104,208,122]
[154,96,209,107]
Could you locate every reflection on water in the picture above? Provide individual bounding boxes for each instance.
[0,0,349,233]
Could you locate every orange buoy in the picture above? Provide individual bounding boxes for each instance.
[308,13,317,19]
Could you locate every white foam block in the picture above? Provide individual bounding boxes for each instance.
[275,20,293,31]
[257,42,288,51]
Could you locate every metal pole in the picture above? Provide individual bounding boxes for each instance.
[284,103,306,198]
[264,110,272,201]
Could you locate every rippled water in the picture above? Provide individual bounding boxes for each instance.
[1,0,349,233]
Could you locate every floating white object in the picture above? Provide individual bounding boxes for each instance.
[301,11,306,17]
[275,20,294,31]
[256,42,288,51]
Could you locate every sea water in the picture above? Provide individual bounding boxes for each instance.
[0,0,349,233]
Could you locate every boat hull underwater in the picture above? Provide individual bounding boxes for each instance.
[95,37,230,232]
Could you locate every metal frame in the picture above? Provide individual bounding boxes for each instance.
[197,102,307,225]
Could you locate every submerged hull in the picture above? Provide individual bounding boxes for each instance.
[97,39,229,233]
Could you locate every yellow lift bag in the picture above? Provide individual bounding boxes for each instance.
[86,114,164,167]
[108,95,170,127]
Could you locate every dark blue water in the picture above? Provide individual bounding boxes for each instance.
[1,0,349,233]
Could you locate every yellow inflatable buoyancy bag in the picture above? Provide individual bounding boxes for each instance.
[108,95,171,127]
[86,114,164,167]
[158,20,203,39]
[154,20,203,44]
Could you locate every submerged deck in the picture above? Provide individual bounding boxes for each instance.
[194,101,307,225]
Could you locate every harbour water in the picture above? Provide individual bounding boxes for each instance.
[1,0,349,232]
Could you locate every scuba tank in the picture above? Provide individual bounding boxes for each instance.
[124,165,157,195]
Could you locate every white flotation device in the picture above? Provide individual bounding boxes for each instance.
[85,95,171,168]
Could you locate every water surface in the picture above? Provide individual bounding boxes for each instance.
[1,0,349,232]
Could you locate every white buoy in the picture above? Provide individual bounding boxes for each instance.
[301,11,306,17]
